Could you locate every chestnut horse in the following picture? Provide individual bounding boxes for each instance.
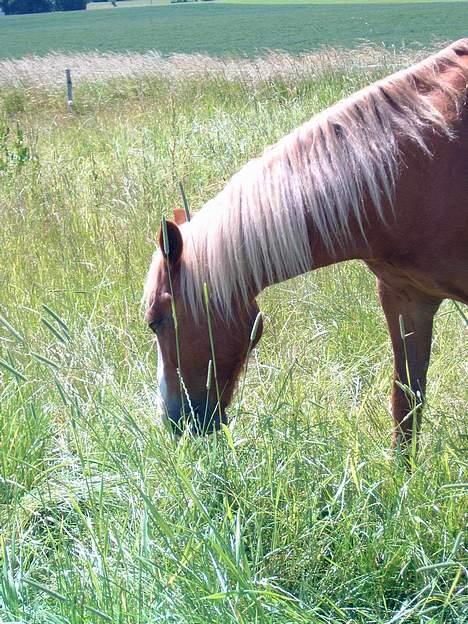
[144,40,468,450]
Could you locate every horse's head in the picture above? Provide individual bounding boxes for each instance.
[145,215,263,435]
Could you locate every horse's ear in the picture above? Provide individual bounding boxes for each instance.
[173,208,187,225]
[159,220,183,265]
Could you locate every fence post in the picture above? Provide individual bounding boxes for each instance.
[66,68,73,112]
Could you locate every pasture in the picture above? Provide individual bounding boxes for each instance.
[0,47,466,623]
[1,2,468,59]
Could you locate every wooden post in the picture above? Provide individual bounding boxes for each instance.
[66,68,73,113]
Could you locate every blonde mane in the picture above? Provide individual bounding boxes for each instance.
[146,40,468,319]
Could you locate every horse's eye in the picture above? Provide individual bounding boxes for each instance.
[149,319,162,334]
[149,312,171,333]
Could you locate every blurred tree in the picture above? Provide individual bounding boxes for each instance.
[1,0,87,13]
[1,0,54,13]
[56,0,87,9]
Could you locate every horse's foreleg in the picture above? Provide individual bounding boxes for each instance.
[377,280,441,454]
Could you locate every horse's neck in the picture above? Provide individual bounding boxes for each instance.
[254,205,380,296]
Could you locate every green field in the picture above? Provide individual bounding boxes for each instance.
[0,53,467,622]
[86,0,468,5]
[1,2,468,59]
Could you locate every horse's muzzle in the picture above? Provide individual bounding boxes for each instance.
[163,402,227,436]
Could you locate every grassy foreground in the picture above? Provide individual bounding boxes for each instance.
[0,52,467,623]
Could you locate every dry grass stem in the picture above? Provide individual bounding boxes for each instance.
[0,45,445,89]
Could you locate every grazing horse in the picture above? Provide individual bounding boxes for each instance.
[144,40,468,450]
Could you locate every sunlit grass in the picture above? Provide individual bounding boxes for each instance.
[0,52,466,623]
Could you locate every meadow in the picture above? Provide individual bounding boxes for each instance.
[2,2,468,59]
[0,46,467,623]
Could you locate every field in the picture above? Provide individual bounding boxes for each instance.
[0,47,467,623]
[2,2,468,59]
[86,0,468,5]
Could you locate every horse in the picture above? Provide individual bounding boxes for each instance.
[144,39,468,452]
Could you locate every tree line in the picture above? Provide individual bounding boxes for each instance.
[1,0,87,14]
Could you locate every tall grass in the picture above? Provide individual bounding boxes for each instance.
[0,46,428,88]
[0,52,466,623]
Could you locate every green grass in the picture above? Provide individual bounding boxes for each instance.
[1,2,468,59]
[0,58,467,623]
